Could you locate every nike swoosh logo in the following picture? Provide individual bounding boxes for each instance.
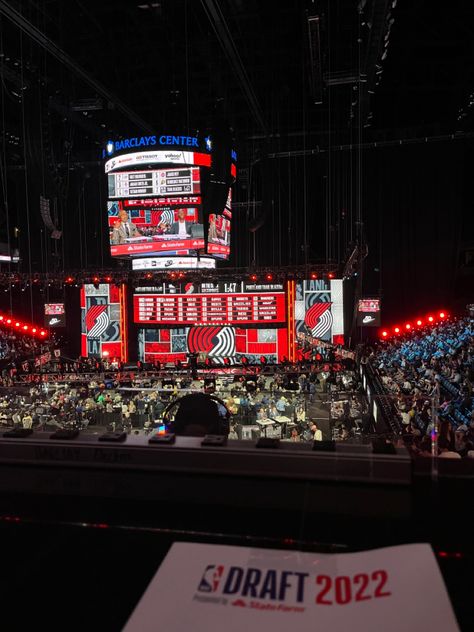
[362,315,375,323]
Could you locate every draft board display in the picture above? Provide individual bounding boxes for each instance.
[44,303,66,328]
[133,283,286,326]
[136,282,288,364]
[108,200,204,257]
[294,279,345,346]
[108,167,201,199]
[357,298,381,327]
[80,284,126,360]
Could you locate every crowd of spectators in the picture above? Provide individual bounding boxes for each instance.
[367,316,474,458]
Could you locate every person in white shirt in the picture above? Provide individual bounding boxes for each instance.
[169,208,193,236]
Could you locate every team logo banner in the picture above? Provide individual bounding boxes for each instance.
[123,542,459,632]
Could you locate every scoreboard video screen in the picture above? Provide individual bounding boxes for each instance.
[103,139,236,266]
[108,167,201,199]
[108,200,204,257]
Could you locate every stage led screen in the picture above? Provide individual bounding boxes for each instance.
[108,200,204,257]
[135,282,288,364]
[80,284,126,359]
[357,298,381,327]
[44,303,66,328]
[294,279,345,346]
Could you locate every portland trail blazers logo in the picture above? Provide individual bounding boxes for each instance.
[304,303,333,339]
[85,304,110,338]
[187,326,235,358]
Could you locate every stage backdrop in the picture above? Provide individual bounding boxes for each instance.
[81,284,127,360]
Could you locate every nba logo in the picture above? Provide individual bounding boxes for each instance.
[197,565,224,593]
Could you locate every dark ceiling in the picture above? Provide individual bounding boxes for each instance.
[2,0,474,160]
[1,0,474,287]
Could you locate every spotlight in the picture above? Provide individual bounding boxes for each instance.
[328,272,334,279]
[382,331,388,337]
[40,331,46,337]
[102,350,110,357]
[6,319,11,324]
[32,328,37,333]
[310,272,318,280]
[265,273,273,282]
[23,325,28,330]
[104,276,112,283]
[394,327,400,333]
[416,320,422,326]
[249,273,257,282]
[439,312,445,319]
[405,324,411,330]
[15,322,20,327]
[428,316,434,323]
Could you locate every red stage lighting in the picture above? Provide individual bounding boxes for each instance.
[92,276,100,283]
[416,320,422,326]
[32,328,37,333]
[15,322,20,327]
[6,319,11,324]
[104,276,112,283]
[310,272,318,280]
[0,316,3,321]
[328,272,334,279]
[40,331,46,337]
[23,325,28,330]
[405,324,411,330]
[394,327,400,333]
[65,276,74,284]
[439,312,445,319]
[145,272,153,279]
[265,273,273,282]
[249,273,257,282]
[382,331,388,337]
[428,316,434,322]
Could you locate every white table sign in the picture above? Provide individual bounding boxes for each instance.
[123,542,459,631]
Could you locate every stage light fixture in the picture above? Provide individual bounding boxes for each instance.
[15,322,20,327]
[382,331,388,337]
[6,319,11,324]
[22,325,28,330]
[265,273,273,282]
[32,328,37,333]
[439,312,445,319]
[249,273,258,282]
[405,324,411,330]
[40,331,46,337]
[428,316,434,322]
[328,272,334,279]
[394,327,400,333]
[416,320,422,326]
[310,272,318,280]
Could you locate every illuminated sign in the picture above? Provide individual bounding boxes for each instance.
[134,292,286,326]
[105,135,201,157]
